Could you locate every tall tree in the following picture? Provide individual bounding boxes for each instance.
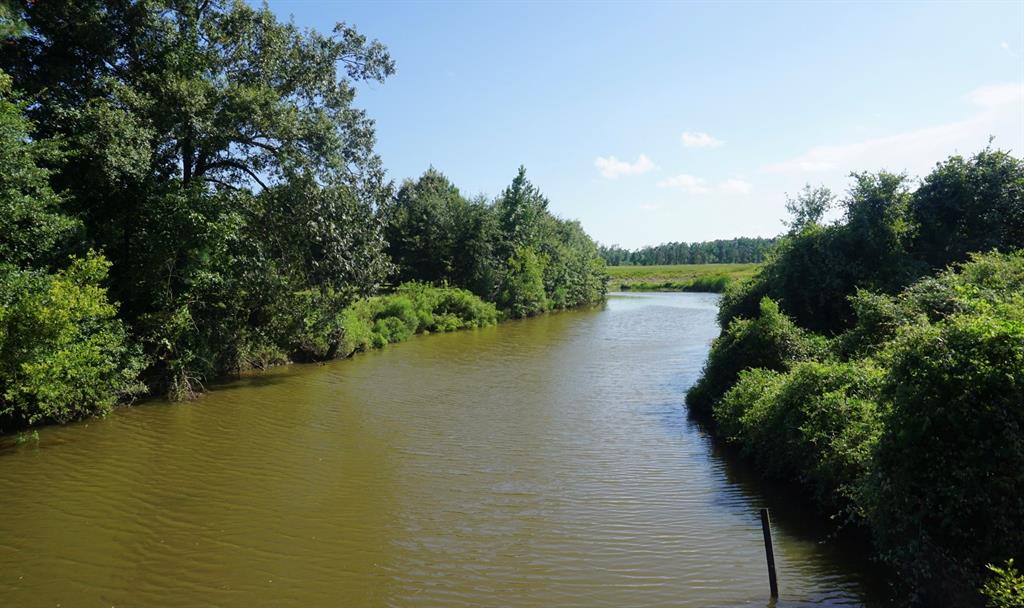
[2,0,395,392]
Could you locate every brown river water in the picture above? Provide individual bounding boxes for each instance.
[0,292,889,607]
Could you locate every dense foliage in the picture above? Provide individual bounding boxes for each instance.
[981,560,1024,608]
[0,254,144,428]
[0,1,606,425]
[688,148,1024,606]
[600,236,776,266]
[335,282,499,354]
[384,167,607,318]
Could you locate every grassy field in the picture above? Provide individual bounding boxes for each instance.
[606,263,761,293]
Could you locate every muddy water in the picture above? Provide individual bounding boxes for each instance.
[0,292,887,607]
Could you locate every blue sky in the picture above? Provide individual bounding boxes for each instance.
[266,1,1024,249]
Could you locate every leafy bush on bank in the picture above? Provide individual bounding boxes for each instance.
[716,360,884,512]
[336,283,499,356]
[686,297,826,417]
[691,147,1024,605]
[0,254,144,429]
[699,250,1024,606]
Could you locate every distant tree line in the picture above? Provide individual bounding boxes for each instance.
[599,237,776,266]
[686,148,1024,607]
[0,1,605,429]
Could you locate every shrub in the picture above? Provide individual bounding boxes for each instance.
[717,273,770,327]
[429,287,499,330]
[337,305,373,357]
[686,297,825,416]
[717,361,884,512]
[329,283,499,356]
[981,560,1024,608]
[686,274,730,293]
[286,289,350,361]
[370,295,419,345]
[911,148,1024,270]
[838,251,1024,359]
[713,367,785,442]
[0,253,144,428]
[864,308,1024,603]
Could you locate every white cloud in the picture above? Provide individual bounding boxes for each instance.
[681,131,724,148]
[968,82,1024,107]
[720,178,753,194]
[763,82,1024,176]
[1002,41,1018,57]
[658,173,710,193]
[594,154,656,179]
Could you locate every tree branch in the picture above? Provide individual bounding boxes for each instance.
[202,159,269,190]
[202,176,240,191]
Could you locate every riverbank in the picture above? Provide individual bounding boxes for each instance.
[1,281,606,435]
[606,263,759,293]
[0,292,888,607]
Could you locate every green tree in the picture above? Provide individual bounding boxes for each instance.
[911,147,1024,269]
[383,168,498,296]
[495,166,549,258]
[3,0,395,394]
[784,184,835,232]
[498,247,548,318]
[0,70,77,269]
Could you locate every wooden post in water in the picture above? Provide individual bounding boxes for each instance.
[760,508,779,598]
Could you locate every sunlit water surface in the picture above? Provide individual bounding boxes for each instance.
[0,292,889,607]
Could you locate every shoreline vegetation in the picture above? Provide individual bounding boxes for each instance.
[2,3,1022,607]
[0,3,606,432]
[607,263,760,293]
[685,151,1024,607]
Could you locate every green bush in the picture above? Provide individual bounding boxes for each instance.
[337,305,373,358]
[370,296,420,345]
[981,560,1024,608]
[716,361,884,512]
[911,148,1024,269]
[864,307,1024,603]
[285,289,351,361]
[428,287,499,330]
[686,297,825,416]
[839,251,1024,359]
[713,367,785,443]
[328,283,499,356]
[717,272,770,326]
[0,253,144,428]
[689,150,1024,605]
[708,252,1024,604]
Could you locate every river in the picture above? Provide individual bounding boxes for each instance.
[0,292,887,607]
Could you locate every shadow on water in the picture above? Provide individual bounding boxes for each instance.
[683,407,897,606]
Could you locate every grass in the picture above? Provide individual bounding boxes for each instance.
[606,263,761,293]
